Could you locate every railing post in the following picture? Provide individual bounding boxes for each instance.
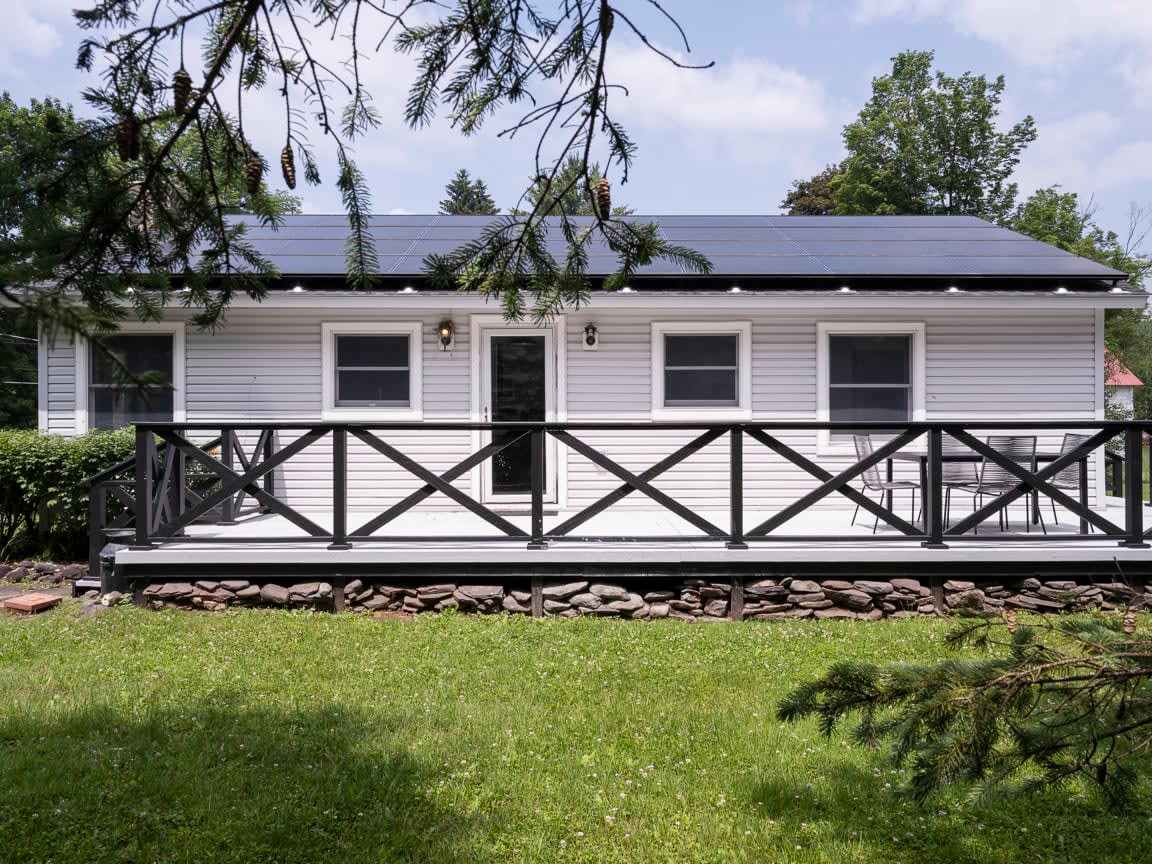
[921,426,947,548]
[1121,424,1148,547]
[727,426,747,549]
[131,425,153,549]
[89,485,107,590]
[263,430,276,501]
[329,426,351,549]
[528,427,547,549]
[170,428,187,537]
[219,426,236,524]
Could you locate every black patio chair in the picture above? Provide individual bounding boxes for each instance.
[963,434,1046,534]
[1048,432,1092,530]
[850,434,920,534]
[941,433,979,529]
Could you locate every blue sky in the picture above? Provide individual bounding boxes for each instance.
[4,1,1151,238]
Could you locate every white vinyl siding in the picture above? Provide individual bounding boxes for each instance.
[41,305,1101,518]
[45,332,76,435]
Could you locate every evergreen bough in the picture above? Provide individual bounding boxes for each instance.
[778,610,1152,808]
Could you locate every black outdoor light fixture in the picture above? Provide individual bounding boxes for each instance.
[438,319,454,350]
[583,323,599,350]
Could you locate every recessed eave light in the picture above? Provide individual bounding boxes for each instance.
[399,285,417,294]
[729,284,742,294]
[1054,285,1070,294]
[838,285,853,293]
[946,285,961,293]
[291,283,306,293]
[618,285,634,294]
[1111,284,1127,293]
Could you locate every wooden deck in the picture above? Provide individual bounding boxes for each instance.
[114,500,1152,570]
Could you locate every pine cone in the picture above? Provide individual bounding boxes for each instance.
[116,114,140,161]
[245,152,263,197]
[1123,609,1137,635]
[280,145,296,190]
[593,177,611,218]
[173,68,193,116]
[1002,608,1017,633]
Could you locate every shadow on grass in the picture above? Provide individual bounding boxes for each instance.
[0,699,492,864]
[743,758,1143,864]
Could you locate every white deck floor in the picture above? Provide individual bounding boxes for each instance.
[116,498,1152,566]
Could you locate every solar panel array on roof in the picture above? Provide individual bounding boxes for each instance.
[225,214,1127,280]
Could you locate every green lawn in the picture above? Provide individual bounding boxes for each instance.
[1,606,1148,864]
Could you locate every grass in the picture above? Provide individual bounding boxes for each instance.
[1,606,1149,864]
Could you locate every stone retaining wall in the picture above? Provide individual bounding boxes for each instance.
[0,561,87,586]
[133,575,1152,619]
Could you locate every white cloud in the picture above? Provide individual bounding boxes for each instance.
[609,45,833,134]
[0,0,73,69]
[853,0,1152,99]
[1015,110,1152,200]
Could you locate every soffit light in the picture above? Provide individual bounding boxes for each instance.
[399,285,417,294]
[291,283,306,293]
[618,285,634,293]
[946,285,961,293]
[1111,285,1127,293]
[838,284,853,293]
[729,284,742,293]
[1054,285,1069,294]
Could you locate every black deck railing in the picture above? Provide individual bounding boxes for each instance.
[87,420,1152,576]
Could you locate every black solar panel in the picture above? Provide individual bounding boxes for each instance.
[225,214,1127,280]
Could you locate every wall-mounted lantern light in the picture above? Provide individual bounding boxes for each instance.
[583,323,599,351]
[438,319,455,351]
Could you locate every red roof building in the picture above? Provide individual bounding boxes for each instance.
[1105,351,1143,387]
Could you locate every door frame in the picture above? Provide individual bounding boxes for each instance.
[469,314,567,507]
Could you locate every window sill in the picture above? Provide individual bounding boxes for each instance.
[650,407,752,422]
[321,408,423,422]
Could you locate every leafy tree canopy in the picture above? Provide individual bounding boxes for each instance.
[1008,187,1152,418]
[438,169,499,216]
[785,51,1036,222]
[780,163,841,216]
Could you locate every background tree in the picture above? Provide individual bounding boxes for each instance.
[0,1,711,334]
[439,169,499,216]
[522,156,635,217]
[785,50,1036,221]
[779,612,1152,809]
[780,163,842,215]
[1009,187,1152,418]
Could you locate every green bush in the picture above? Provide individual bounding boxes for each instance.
[0,428,135,561]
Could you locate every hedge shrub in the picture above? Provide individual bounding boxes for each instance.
[0,428,135,561]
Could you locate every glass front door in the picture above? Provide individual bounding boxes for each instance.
[482,329,555,501]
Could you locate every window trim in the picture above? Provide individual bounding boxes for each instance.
[650,321,752,419]
[816,321,925,453]
[321,321,423,420]
[75,321,186,434]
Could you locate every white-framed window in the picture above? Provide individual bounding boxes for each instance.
[651,321,752,419]
[816,322,925,452]
[75,322,186,433]
[321,322,423,420]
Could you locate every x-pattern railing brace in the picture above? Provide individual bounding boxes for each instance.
[549,429,729,538]
[547,427,728,537]
[150,428,330,539]
[744,428,926,537]
[349,432,531,537]
[944,428,1122,537]
[350,429,528,538]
